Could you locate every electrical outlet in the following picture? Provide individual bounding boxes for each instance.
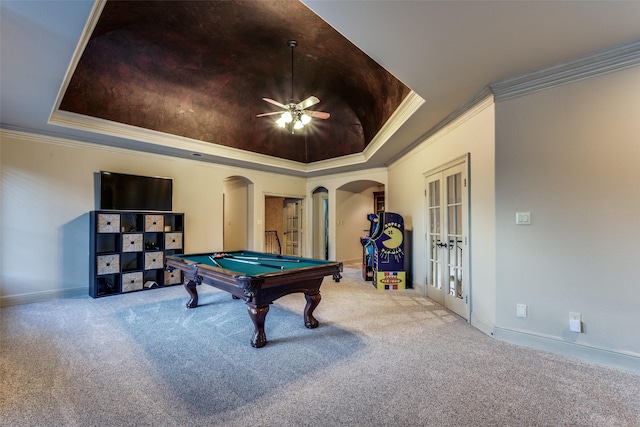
[517,304,527,318]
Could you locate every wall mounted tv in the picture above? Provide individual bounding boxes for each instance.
[100,171,173,211]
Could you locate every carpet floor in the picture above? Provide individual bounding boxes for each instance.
[1,265,639,426]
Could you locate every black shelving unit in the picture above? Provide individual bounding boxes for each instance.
[89,211,184,298]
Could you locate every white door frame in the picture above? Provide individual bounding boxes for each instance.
[424,154,470,320]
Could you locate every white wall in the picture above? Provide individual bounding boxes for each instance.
[494,66,640,364]
[0,131,306,306]
[387,97,497,333]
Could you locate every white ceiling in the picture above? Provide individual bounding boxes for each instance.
[2,1,640,176]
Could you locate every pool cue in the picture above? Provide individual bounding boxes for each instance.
[222,256,285,270]
[208,255,223,268]
[237,252,301,262]
[232,256,300,263]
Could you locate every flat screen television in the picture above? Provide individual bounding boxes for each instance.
[100,171,173,211]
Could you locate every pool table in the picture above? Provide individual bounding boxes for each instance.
[165,251,343,348]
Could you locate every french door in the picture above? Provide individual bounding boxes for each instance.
[425,159,469,319]
[283,199,303,256]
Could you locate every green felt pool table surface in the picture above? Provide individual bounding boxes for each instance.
[172,250,334,276]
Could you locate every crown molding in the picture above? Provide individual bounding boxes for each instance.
[386,87,494,167]
[491,40,640,101]
[48,110,310,173]
[363,91,425,159]
[49,0,107,119]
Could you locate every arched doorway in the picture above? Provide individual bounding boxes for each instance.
[223,176,253,251]
[312,187,329,260]
[335,180,384,263]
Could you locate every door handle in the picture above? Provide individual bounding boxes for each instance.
[436,241,448,249]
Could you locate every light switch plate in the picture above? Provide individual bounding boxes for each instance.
[516,212,531,225]
[570,319,582,332]
[517,304,527,318]
[569,312,582,333]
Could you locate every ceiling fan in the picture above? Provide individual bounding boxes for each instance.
[257,40,330,133]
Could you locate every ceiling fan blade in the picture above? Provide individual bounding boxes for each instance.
[256,111,283,117]
[262,97,288,109]
[297,96,320,110]
[305,110,330,120]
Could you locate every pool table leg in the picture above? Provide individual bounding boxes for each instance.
[304,292,321,329]
[247,306,269,348]
[184,280,199,309]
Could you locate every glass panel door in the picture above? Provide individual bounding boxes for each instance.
[426,174,444,305]
[444,167,466,317]
[283,199,302,256]
[425,160,469,319]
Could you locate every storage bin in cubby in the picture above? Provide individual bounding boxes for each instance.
[122,272,143,293]
[165,232,182,250]
[144,251,163,270]
[96,254,119,275]
[122,233,143,252]
[145,215,164,232]
[97,213,120,233]
[164,269,182,285]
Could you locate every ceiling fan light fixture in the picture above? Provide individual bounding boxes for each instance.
[257,40,329,134]
[281,111,293,123]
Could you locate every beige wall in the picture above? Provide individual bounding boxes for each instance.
[306,169,387,262]
[0,132,305,305]
[494,65,640,361]
[335,184,383,263]
[388,96,497,333]
[223,176,249,251]
[1,65,638,370]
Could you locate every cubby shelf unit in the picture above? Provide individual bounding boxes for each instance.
[89,211,185,298]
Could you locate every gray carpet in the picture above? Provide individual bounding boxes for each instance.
[1,265,639,426]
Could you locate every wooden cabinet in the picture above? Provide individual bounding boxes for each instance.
[90,211,184,297]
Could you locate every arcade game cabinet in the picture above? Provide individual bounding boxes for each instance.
[360,214,379,281]
[362,212,406,290]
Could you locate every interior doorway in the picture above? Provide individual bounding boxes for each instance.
[312,187,329,260]
[223,176,252,251]
[264,195,304,256]
[283,198,303,256]
[425,156,470,319]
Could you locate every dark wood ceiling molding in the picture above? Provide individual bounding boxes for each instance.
[491,40,640,102]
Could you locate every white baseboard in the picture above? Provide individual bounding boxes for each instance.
[494,326,640,374]
[0,287,87,307]
[471,312,495,337]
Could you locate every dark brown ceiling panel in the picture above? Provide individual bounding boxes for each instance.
[59,0,410,163]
